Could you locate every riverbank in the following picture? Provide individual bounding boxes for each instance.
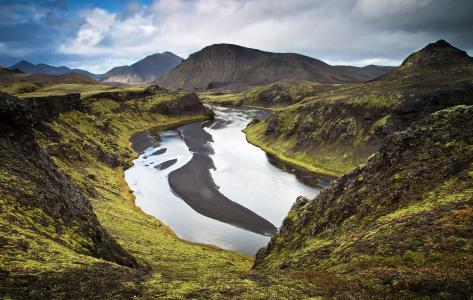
[244,123,344,178]
[201,97,345,179]
[27,93,323,298]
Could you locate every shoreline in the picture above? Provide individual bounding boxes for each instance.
[243,128,343,179]
[121,115,256,257]
[203,100,343,179]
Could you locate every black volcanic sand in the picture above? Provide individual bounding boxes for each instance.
[147,148,167,157]
[129,130,158,153]
[155,159,177,170]
[168,122,277,236]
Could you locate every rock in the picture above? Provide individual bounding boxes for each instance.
[23,93,83,124]
[0,92,137,268]
[0,92,32,127]
[257,84,293,105]
[150,93,212,117]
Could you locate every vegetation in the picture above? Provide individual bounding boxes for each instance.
[255,105,473,299]
[201,80,322,107]
[242,46,473,176]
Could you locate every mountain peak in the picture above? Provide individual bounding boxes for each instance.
[11,60,34,68]
[161,51,179,56]
[428,39,451,48]
[401,39,472,68]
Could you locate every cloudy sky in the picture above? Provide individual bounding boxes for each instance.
[0,0,472,73]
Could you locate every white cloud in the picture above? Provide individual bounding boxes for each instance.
[59,8,116,55]
[57,0,473,73]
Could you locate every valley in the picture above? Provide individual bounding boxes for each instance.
[1,39,472,299]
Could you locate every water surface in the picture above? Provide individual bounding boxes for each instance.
[125,106,319,254]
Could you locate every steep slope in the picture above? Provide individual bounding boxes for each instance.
[380,39,473,81]
[9,60,102,80]
[0,92,139,296]
[102,52,182,84]
[155,44,392,91]
[245,40,473,176]
[254,105,473,298]
[0,71,98,95]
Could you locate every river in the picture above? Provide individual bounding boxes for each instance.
[125,106,320,254]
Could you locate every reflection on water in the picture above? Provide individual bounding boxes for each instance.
[125,106,319,254]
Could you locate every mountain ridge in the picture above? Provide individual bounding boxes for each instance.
[102,51,183,84]
[9,60,103,80]
[155,43,394,91]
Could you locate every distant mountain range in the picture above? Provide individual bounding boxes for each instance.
[8,51,183,84]
[102,52,183,84]
[9,61,104,81]
[155,44,394,91]
[0,66,98,86]
[6,45,395,89]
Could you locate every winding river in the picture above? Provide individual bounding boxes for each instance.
[125,106,320,254]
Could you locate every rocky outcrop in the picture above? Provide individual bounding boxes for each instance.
[0,92,137,267]
[150,93,214,118]
[256,84,293,105]
[379,39,473,81]
[83,85,166,102]
[23,93,83,124]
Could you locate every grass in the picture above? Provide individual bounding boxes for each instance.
[244,121,350,177]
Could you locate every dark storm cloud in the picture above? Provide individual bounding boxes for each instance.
[0,0,81,66]
[0,0,472,72]
[352,0,473,47]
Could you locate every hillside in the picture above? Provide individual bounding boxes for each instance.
[254,104,473,298]
[155,44,392,91]
[102,52,182,84]
[0,70,100,95]
[244,40,473,176]
[9,60,102,80]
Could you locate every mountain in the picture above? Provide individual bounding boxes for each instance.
[9,60,102,80]
[380,39,473,81]
[102,52,183,84]
[155,44,393,91]
[334,64,394,81]
[244,39,473,177]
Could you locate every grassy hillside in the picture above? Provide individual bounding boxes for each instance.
[1,88,325,299]
[254,105,473,298]
[244,40,473,177]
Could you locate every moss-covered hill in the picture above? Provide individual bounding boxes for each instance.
[244,40,473,176]
[254,104,473,298]
[0,87,327,299]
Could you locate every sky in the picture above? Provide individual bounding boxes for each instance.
[0,0,472,73]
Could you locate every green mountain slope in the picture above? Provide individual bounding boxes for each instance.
[254,104,473,298]
[245,40,473,176]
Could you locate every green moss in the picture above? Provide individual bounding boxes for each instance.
[244,122,344,177]
[379,185,473,222]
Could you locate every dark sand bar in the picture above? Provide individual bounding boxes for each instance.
[168,122,277,236]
